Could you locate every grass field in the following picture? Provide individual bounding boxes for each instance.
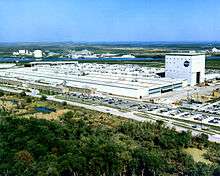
[206,60,220,69]
[184,148,212,164]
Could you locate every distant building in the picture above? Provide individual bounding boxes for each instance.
[19,50,28,55]
[33,50,43,58]
[75,50,92,56]
[165,53,205,86]
[212,47,220,53]
[13,49,31,56]
[12,52,19,56]
[101,53,118,58]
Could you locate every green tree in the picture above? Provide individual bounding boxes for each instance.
[0,91,4,97]
[15,150,33,165]
[19,91,26,97]
[61,101,67,106]
[26,97,32,103]
[185,162,213,176]
[61,111,74,121]
[40,95,47,101]
[213,166,220,176]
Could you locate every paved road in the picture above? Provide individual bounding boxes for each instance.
[47,96,220,143]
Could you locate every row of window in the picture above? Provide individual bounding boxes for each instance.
[166,70,189,72]
[166,57,191,61]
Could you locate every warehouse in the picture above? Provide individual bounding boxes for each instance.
[0,63,185,99]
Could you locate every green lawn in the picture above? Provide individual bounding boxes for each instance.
[206,60,220,69]
[184,148,212,164]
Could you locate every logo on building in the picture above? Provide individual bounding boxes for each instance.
[184,61,190,67]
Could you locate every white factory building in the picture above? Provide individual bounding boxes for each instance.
[0,62,185,99]
[165,53,205,86]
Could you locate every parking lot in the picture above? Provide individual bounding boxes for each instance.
[58,92,220,129]
[151,106,220,128]
[200,101,220,115]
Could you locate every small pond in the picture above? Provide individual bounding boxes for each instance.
[35,107,56,113]
[10,99,18,105]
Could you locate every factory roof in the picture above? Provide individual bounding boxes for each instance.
[0,67,183,91]
[30,61,78,65]
[166,53,205,56]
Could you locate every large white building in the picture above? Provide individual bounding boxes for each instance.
[165,53,205,86]
[33,50,43,58]
[0,62,184,99]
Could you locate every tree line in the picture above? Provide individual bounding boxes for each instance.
[0,108,220,176]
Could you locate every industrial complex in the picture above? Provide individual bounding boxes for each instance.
[1,53,220,142]
[0,53,206,99]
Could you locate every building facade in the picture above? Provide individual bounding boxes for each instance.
[165,53,205,86]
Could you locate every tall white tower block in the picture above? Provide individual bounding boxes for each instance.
[165,53,205,86]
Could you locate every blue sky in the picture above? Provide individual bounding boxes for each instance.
[0,0,220,42]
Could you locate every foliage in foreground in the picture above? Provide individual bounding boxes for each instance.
[0,109,219,176]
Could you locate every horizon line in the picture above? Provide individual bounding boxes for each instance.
[1,40,220,44]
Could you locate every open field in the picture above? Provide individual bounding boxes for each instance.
[206,60,220,69]
[184,148,212,164]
